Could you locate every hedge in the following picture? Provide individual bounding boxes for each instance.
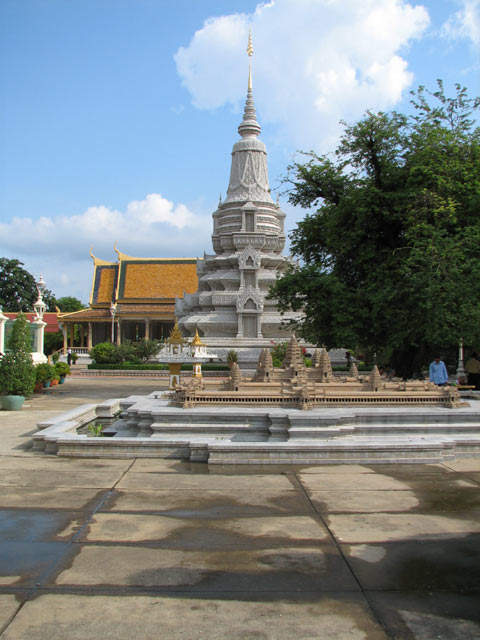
[87,363,230,371]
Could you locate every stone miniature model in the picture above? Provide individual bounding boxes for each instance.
[175,32,301,358]
[174,335,462,410]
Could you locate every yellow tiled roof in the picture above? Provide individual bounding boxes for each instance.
[120,262,198,300]
[97,267,117,303]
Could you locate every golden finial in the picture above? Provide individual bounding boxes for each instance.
[89,246,95,260]
[191,329,205,347]
[168,319,184,345]
[247,27,253,90]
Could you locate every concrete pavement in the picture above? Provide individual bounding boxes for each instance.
[0,378,479,639]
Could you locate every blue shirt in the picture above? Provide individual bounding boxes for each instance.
[429,360,448,385]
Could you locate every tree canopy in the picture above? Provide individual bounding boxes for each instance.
[0,258,56,312]
[271,81,480,377]
[55,296,85,312]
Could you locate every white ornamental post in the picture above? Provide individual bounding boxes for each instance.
[456,339,466,382]
[0,306,8,356]
[31,274,48,364]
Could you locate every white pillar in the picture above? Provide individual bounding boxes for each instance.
[31,317,47,364]
[0,308,8,355]
[457,339,466,380]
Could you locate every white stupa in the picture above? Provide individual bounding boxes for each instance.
[175,31,300,361]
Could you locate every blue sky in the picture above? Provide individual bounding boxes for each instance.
[0,0,479,303]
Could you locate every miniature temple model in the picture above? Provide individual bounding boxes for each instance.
[173,335,462,410]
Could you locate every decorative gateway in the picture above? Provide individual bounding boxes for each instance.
[174,335,463,410]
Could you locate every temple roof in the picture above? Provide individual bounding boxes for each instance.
[60,249,199,322]
[117,259,198,302]
[87,249,198,308]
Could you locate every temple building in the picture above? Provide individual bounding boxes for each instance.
[175,33,300,354]
[57,248,197,353]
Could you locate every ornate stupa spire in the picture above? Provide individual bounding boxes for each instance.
[238,27,261,139]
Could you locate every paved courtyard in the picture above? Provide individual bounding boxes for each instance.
[0,377,479,639]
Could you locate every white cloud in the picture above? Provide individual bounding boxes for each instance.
[442,0,480,46]
[175,0,430,150]
[0,194,211,302]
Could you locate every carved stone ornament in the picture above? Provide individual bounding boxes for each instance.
[236,286,263,312]
[238,245,261,270]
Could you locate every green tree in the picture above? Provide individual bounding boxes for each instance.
[271,81,480,377]
[0,313,36,397]
[55,296,85,312]
[0,258,56,311]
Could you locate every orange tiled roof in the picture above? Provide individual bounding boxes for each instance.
[115,303,176,314]
[59,308,112,321]
[97,267,117,303]
[118,260,198,301]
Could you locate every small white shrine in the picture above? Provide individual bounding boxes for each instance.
[158,321,217,389]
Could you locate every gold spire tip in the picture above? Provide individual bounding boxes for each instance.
[247,27,253,90]
[246,27,253,57]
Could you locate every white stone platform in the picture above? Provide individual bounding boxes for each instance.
[31,393,480,465]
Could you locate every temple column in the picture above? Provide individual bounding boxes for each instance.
[0,308,8,355]
[236,315,243,339]
[87,323,93,350]
[62,324,68,355]
[116,319,121,346]
[145,319,150,340]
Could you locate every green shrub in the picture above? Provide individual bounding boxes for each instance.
[0,351,35,396]
[133,338,162,362]
[7,312,32,352]
[35,363,55,383]
[227,350,238,365]
[89,342,120,364]
[0,314,35,397]
[51,352,60,364]
[116,340,138,363]
[88,422,104,437]
[86,362,230,371]
[87,363,168,370]
[270,341,288,366]
[55,362,71,377]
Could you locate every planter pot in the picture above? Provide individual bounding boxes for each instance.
[34,382,44,392]
[58,376,66,385]
[51,379,59,387]
[43,380,51,388]
[1,395,25,411]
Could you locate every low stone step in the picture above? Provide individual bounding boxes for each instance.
[206,440,454,465]
[287,425,355,439]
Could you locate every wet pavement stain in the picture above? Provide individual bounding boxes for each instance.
[101,489,315,518]
[0,541,71,588]
[343,534,480,591]
[0,509,90,589]
[0,509,86,543]
[366,590,480,640]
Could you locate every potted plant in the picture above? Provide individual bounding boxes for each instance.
[35,363,55,388]
[0,314,36,411]
[71,352,79,365]
[55,361,70,384]
[51,352,60,364]
[227,349,238,369]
